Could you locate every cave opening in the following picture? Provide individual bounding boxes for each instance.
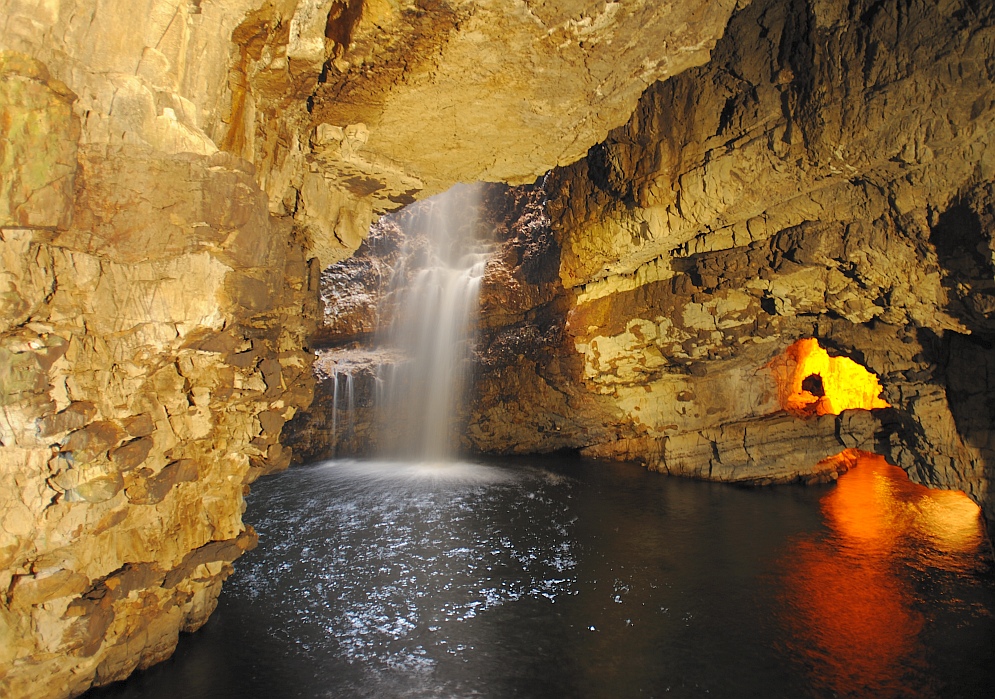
[7,0,995,695]
[285,182,498,462]
[772,338,891,417]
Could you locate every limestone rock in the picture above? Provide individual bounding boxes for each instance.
[0,139,316,697]
[552,0,995,291]
[0,52,79,229]
[216,0,746,264]
[465,0,995,538]
[309,0,743,188]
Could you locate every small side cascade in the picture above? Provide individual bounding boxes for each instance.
[328,367,358,457]
[331,368,339,448]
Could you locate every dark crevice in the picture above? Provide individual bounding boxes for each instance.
[325,0,364,49]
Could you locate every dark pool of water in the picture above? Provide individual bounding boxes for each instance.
[87,454,995,698]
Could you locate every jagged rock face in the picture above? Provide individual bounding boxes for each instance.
[308,0,743,187]
[194,0,745,267]
[0,55,317,698]
[467,0,995,532]
[551,0,995,293]
[2,0,744,270]
[300,0,995,531]
[3,2,744,693]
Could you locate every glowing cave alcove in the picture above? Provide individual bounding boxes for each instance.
[771,338,891,417]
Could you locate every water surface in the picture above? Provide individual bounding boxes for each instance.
[87,454,994,698]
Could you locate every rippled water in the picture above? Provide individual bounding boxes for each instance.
[87,454,995,698]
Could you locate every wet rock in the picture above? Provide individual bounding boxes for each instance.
[468,0,995,536]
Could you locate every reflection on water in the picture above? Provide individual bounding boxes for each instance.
[777,452,989,698]
[85,454,994,699]
[822,454,983,555]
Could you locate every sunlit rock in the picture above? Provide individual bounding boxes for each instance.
[4,0,995,695]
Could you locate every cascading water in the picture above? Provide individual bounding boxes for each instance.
[376,184,489,461]
[329,369,356,456]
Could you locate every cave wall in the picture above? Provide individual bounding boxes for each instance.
[467,0,995,531]
[0,55,317,697]
[293,0,995,533]
[1,1,747,696]
[5,0,995,694]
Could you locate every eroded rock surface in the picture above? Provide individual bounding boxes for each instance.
[2,1,747,695]
[0,56,316,699]
[465,0,995,535]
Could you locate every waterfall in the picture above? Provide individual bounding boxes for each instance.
[345,371,355,439]
[329,368,356,456]
[331,369,339,453]
[376,184,489,461]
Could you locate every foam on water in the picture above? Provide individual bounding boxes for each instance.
[314,458,519,487]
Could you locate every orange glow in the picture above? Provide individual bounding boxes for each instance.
[777,451,985,697]
[823,452,983,553]
[813,447,861,479]
[771,338,890,417]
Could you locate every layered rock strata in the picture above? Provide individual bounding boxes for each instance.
[2,1,751,695]
[470,0,995,534]
[298,0,995,545]
[221,0,745,265]
[0,55,317,698]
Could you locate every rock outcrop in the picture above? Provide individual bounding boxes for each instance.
[0,55,317,697]
[466,0,995,536]
[6,0,995,694]
[2,1,751,696]
[198,0,746,266]
[301,0,995,542]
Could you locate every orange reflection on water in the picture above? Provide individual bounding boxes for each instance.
[826,454,983,554]
[778,452,985,698]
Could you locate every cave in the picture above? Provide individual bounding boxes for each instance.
[771,338,891,418]
[2,0,995,697]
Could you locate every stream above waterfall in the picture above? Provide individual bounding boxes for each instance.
[86,452,994,699]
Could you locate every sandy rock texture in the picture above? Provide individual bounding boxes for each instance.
[0,53,316,699]
[2,1,750,695]
[197,0,744,266]
[465,0,995,534]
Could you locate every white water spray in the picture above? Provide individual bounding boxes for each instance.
[376,184,489,461]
